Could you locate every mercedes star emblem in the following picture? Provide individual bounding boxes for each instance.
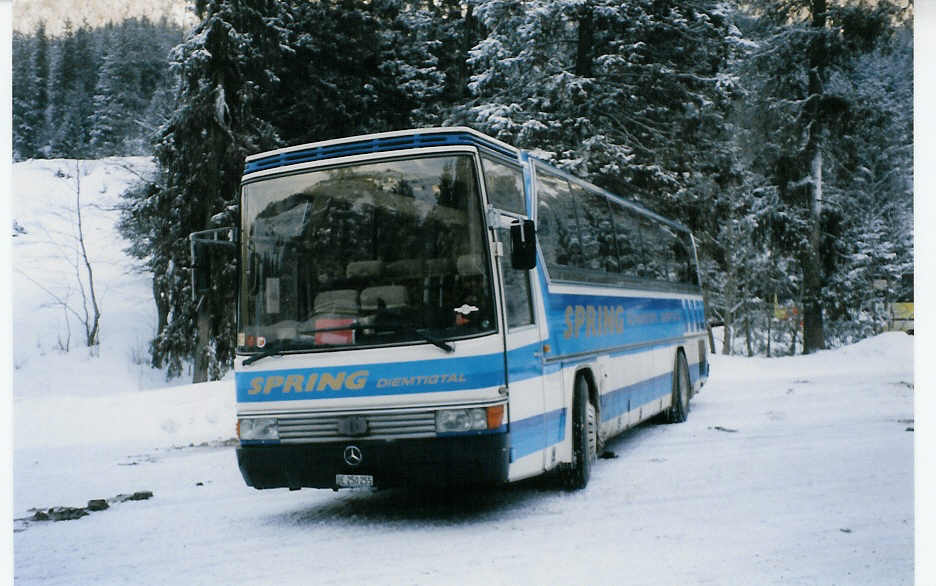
[343,445,363,467]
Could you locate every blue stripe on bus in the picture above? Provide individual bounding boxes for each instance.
[547,293,692,358]
[236,353,506,402]
[506,343,541,384]
[509,408,566,462]
[236,333,703,403]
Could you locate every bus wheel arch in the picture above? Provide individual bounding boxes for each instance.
[576,367,601,426]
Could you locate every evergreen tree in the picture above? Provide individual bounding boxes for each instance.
[32,22,52,156]
[14,17,182,159]
[417,0,481,114]
[741,0,909,352]
[455,0,739,182]
[270,0,444,145]
[456,0,743,344]
[12,31,37,160]
[820,15,913,343]
[89,31,124,156]
[48,21,77,156]
[124,0,289,381]
[48,20,98,157]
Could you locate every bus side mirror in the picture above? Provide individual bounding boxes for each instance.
[191,240,212,298]
[510,219,537,271]
[189,228,237,301]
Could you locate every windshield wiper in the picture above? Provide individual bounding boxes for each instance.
[399,326,455,353]
[241,339,317,366]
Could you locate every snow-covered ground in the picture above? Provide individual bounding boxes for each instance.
[11,336,915,585]
[9,158,920,584]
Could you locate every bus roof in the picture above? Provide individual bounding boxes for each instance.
[243,127,519,175]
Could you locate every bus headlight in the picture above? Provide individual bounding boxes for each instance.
[436,406,505,433]
[238,417,279,441]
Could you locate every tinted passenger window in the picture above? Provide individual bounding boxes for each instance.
[498,226,535,328]
[573,184,617,273]
[536,171,582,268]
[611,202,643,279]
[675,233,698,285]
[640,219,671,280]
[482,157,525,214]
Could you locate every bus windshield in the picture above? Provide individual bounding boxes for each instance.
[238,154,495,353]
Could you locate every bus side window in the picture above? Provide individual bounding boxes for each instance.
[675,233,697,286]
[659,226,682,282]
[498,226,535,328]
[611,202,643,279]
[574,185,616,274]
[536,171,581,268]
[481,156,525,214]
[640,219,669,281]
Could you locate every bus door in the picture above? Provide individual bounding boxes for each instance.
[494,212,548,478]
[481,155,548,478]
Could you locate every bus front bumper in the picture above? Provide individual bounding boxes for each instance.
[236,433,509,490]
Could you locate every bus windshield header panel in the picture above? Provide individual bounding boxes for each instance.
[238,154,496,354]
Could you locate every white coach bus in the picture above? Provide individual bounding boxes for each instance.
[191,127,709,491]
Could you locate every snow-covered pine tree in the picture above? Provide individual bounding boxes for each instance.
[48,20,98,158]
[373,0,447,127]
[819,11,913,344]
[28,21,53,158]
[455,0,739,182]
[455,0,742,342]
[12,31,38,161]
[740,0,910,353]
[125,0,289,382]
[90,17,181,156]
[89,30,123,156]
[451,0,602,170]
[270,0,445,146]
[423,0,481,109]
[47,21,77,156]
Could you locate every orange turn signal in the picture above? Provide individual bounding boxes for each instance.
[486,404,506,429]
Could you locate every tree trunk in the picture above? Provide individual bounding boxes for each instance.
[452,1,477,103]
[151,278,170,368]
[766,305,772,358]
[722,318,732,355]
[790,315,799,356]
[745,313,753,357]
[74,162,101,348]
[802,0,827,354]
[575,3,594,78]
[192,298,211,383]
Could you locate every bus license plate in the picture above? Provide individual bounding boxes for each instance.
[336,474,373,488]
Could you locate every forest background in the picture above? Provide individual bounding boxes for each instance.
[10,0,915,383]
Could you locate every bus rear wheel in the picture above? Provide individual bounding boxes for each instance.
[666,351,691,423]
[564,376,598,490]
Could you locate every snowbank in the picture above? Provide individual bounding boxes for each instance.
[710,331,913,383]
[14,380,235,450]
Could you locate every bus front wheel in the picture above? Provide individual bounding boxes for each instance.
[564,376,598,490]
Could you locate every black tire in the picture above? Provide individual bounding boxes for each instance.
[564,376,598,490]
[666,351,691,424]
